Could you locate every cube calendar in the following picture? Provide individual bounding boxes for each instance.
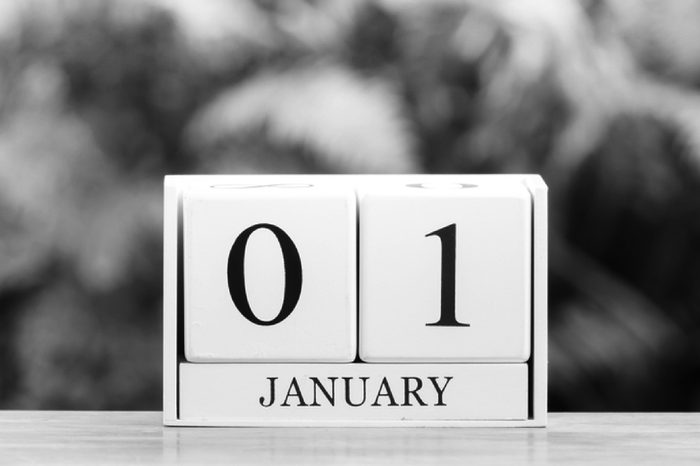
[163,175,547,427]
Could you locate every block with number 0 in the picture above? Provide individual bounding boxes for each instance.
[163,175,547,427]
[183,182,356,362]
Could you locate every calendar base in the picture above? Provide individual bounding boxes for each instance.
[173,362,533,427]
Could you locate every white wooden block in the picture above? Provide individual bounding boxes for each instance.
[183,182,356,362]
[179,362,528,424]
[359,180,531,362]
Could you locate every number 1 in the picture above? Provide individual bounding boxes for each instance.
[425,223,470,327]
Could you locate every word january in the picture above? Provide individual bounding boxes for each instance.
[259,376,453,408]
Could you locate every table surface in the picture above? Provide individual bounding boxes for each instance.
[0,412,698,465]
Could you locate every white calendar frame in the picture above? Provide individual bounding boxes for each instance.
[163,175,547,427]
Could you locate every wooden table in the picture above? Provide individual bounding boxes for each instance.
[0,412,698,464]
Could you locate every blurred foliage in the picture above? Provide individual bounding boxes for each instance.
[1,0,699,410]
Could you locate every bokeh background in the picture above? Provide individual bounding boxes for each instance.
[1,0,700,411]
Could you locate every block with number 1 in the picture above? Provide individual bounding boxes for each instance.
[359,181,531,362]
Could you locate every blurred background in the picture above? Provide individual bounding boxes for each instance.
[1,0,699,411]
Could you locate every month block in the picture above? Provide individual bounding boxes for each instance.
[182,183,357,362]
[359,181,532,362]
[179,362,528,424]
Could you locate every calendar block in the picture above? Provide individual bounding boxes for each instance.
[163,175,548,427]
[358,181,531,362]
[182,183,356,362]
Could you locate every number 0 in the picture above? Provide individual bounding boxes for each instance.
[425,223,470,327]
[227,223,303,326]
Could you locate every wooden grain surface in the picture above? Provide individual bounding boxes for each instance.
[0,412,698,464]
